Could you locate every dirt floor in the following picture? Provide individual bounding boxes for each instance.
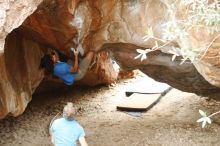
[1,72,220,146]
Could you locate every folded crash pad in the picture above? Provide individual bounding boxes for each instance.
[125,75,170,96]
[117,93,161,111]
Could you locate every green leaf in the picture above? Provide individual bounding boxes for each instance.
[141,54,147,61]
[172,55,177,61]
[134,54,142,60]
[145,49,152,53]
[199,110,207,117]
[136,49,146,54]
[143,35,150,42]
[197,117,205,123]
[202,121,207,128]
[135,49,148,61]
[206,117,212,124]
[180,56,188,65]
[147,27,154,38]
[152,41,158,50]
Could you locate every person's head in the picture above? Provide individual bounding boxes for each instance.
[50,49,67,62]
[63,102,77,121]
[50,50,60,63]
[39,49,61,74]
[39,53,54,75]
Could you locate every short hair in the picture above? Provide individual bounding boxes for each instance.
[63,102,77,121]
[39,54,54,75]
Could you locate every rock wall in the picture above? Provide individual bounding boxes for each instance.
[0,0,42,52]
[0,0,119,119]
[0,0,220,118]
[0,0,42,118]
[104,43,220,96]
[0,30,44,118]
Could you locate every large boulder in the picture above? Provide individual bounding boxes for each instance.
[0,0,43,118]
[0,0,220,118]
[0,30,44,118]
[0,0,42,52]
[0,0,119,119]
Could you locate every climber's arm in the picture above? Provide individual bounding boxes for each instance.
[70,49,79,73]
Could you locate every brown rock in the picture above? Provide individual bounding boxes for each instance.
[0,0,220,119]
[0,30,44,118]
[0,0,42,52]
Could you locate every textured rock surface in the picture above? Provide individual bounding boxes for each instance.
[0,0,119,119]
[0,0,220,118]
[80,51,119,86]
[0,30,44,118]
[0,0,42,53]
[193,39,220,88]
[0,0,42,118]
[105,43,220,96]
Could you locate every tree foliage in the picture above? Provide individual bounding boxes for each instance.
[136,0,220,63]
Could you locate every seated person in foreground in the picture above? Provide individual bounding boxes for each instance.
[50,102,88,146]
[40,48,94,85]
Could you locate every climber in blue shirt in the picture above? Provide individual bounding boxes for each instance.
[40,47,94,85]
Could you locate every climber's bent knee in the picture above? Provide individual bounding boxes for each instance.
[75,58,91,81]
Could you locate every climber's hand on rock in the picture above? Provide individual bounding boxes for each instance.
[72,48,79,56]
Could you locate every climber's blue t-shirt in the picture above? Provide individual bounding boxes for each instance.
[53,61,76,85]
[51,118,85,146]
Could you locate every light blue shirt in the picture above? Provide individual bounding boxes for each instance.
[53,61,76,85]
[51,118,85,146]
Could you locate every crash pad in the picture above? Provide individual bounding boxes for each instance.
[125,75,170,96]
[117,93,161,111]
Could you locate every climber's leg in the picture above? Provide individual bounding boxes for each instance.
[75,51,94,81]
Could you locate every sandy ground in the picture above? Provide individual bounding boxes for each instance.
[1,72,220,146]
